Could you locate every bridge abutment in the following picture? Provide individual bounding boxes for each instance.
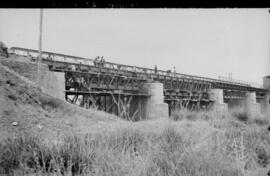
[142,81,169,119]
[209,89,228,113]
[39,64,65,100]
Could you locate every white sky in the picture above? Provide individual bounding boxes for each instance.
[0,9,269,85]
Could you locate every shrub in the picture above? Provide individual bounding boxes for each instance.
[39,94,62,109]
[232,109,249,122]
[7,93,17,101]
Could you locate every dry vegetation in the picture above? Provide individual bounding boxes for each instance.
[1,58,270,176]
[1,108,270,176]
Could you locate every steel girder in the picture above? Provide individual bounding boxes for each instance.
[163,78,212,102]
[9,47,268,102]
[65,71,147,94]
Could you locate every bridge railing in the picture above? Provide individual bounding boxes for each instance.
[9,47,95,65]
[9,47,258,88]
[218,76,263,88]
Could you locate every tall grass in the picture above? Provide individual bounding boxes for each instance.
[2,124,268,176]
[170,107,227,121]
[1,106,269,176]
[170,107,269,127]
[230,107,269,126]
[169,107,270,175]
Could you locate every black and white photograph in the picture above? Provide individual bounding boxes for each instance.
[0,8,270,176]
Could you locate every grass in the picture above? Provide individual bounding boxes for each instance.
[170,107,227,121]
[171,107,269,127]
[1,126,269,175]
[1,108,270,176]
[230,107,269,126]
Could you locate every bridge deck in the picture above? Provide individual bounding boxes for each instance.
[9,47,267,98]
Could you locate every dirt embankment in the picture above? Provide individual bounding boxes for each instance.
[0,56,129,141]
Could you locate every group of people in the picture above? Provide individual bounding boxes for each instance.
[91,57,177,77]
[155,65,177,76]
[94,56,106,67]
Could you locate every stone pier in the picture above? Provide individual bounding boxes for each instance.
[209,89,228,113]
[142,81,169,119]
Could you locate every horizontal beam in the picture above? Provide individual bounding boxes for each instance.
[164,98,212,102]
[65,90,150,97]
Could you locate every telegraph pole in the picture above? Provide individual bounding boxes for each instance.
[37,9,43,86]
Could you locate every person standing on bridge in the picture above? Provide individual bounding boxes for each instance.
[173,66,176,76]
[94,56,100,67]
[47,54,52,60]
[133,66,137,72]
[166,70,172,76]
[100,57,105,67]
[154,64,157,74]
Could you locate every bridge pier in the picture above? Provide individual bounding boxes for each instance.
[262,76,270,115]
[243,92,260,115]
[209,89,228,113]
[142,81,169,119]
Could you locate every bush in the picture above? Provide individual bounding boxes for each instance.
[232,109,249,122]
[39,94,62,109]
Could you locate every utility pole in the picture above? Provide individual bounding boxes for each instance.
[37,9,43,86]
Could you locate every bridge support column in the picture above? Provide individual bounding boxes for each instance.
[39,64,65,100]
[209,89,228,113]
[244,92,260,115]
[142,81,169,119]
[262,76,270,116]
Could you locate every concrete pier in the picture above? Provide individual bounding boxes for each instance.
[262,76,270,115]
[209,89,228,113]
[39,64,65,100]
[142,81,169,119]
[244,92,260,115]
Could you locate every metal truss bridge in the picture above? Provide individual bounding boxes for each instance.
[9,47,267,115]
